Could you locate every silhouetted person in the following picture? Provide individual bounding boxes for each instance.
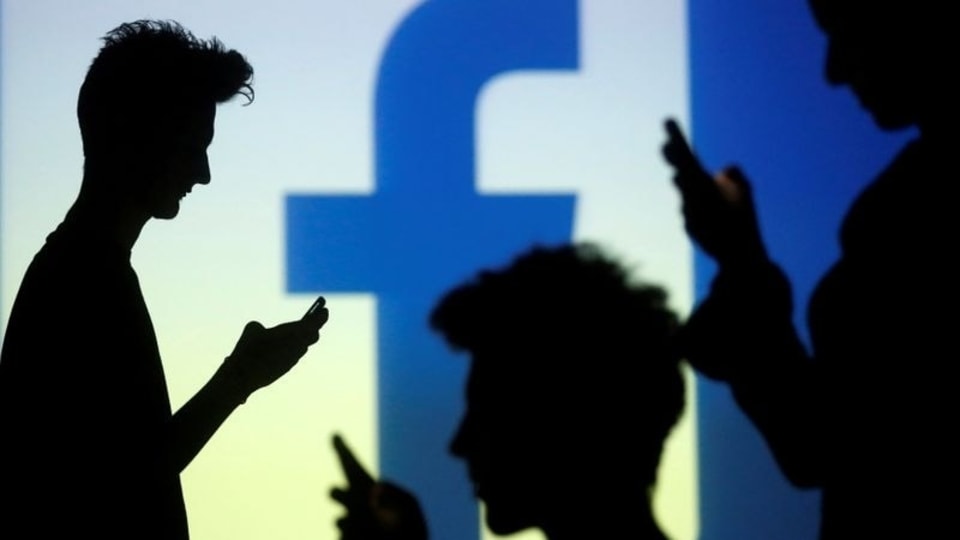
[331,243,683,539]
[662,1,954,538]
[0,20,328,539]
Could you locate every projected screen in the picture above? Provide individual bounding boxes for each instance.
[1,1,912,539]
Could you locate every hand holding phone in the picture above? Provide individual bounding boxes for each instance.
[332,433,375,493]
[662,118,710,190]
[223,297,329,399]
[330,434,428,540]
[661,117,767,264]
[303,295,329,327]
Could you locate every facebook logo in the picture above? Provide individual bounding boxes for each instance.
[3,1,867,539]
[286,2,577,538]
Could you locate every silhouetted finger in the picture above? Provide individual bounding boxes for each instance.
[307,307,330,330]
[330,487,352,505]
[294,322,321,347]
[333,434,375,490]
[719,166,755,202]
[242,320,266,338]
[303,297,330,330]
[272,320,321,349]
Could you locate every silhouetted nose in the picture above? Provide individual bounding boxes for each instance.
[824,39,854,87]
[196,152,211,185]
[449,415,472,458]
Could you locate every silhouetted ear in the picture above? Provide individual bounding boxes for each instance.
[79,78,178,161]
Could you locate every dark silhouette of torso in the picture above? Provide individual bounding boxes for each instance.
[806,135,953,538]
[0,220,188,538]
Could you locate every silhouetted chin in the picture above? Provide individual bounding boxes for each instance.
[870,112,916,132]
[862,97,916,131]
[483,498,538,537]
[152,202,181,220]
[485,513,535,537]
[851,86,918,132]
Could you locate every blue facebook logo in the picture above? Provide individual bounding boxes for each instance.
[286,1,578,537]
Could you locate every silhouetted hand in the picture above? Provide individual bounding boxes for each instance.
[330,434,428,540]
[223,297,329,399]
[662,118,768,266]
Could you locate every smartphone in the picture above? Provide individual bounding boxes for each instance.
[303,295,327,321]
[332,433,374,490]
[663,118,697,173]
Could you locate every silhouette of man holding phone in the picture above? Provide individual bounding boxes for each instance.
[0,20,328,539]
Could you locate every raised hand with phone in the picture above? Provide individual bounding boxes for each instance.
[167,296,331,472]
[221,296,329,402]
[662,118,768,267]
[660,119,798,385]
[329,433,428,540]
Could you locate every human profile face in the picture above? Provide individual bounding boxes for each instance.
[448,354,561,536]
[141,102,215,219]
[808,0,926,130]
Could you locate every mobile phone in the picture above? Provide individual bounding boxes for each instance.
[663,118,697,172]
[303,295,327,320]
[332,433,374,490]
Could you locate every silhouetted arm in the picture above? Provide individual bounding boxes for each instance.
[682,260,825,487]
[169,308,328,472]
[663,118,825,487]
[330,434,429,540]
[166,361,246,472]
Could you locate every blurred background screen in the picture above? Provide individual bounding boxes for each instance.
[1,1,913,539]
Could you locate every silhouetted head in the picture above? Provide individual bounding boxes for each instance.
[808,0,952,132]
[432,243,683,536]
[77,20,253,218]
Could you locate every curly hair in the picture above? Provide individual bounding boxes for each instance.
[77,19,254,157]
[431,243,685,487]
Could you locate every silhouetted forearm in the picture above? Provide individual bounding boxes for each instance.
[683,260,825,487]
[168,362,248,473]
[728,334,825,488]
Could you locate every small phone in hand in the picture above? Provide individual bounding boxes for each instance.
[303,295,327,321]
[333,433,375,490]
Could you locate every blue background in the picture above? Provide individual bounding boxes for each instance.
[286,0,917,538]
[1,1,919,538]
